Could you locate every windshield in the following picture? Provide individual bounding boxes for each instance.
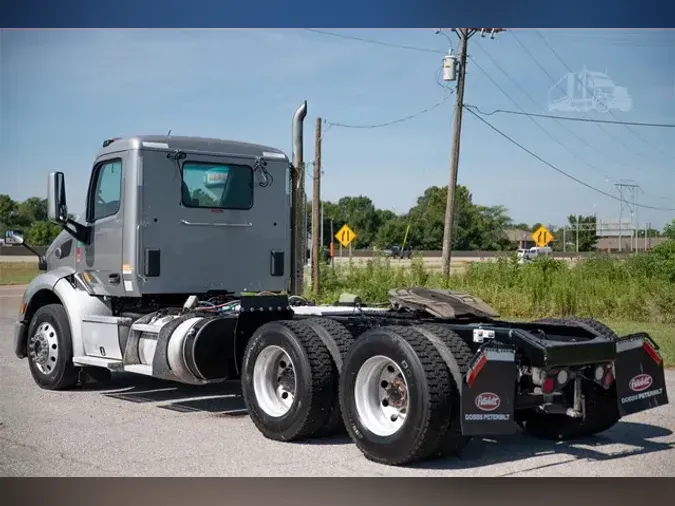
[181,161,253,210]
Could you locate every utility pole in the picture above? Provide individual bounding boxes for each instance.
[615,180,640,254]
[440,28,504,278]
[311,117,322,295]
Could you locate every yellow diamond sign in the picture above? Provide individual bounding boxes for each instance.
[532,225,554,248]
[335,224,357,248]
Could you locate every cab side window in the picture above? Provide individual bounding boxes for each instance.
[88,160,123,222]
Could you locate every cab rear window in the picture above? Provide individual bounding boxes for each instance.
[181,162,253,210]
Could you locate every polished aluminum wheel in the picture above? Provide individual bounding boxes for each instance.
[28,322,59,375]
[253,345,297,417]
[354,355,409,437]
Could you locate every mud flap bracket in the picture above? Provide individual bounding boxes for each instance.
[614,333,669,417]
[460,347,519,436]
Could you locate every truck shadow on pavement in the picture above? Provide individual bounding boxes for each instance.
[84,373,249,417]
[82,372,675,462]
[411,421,674,473]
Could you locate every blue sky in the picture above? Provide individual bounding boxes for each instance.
[1,28,674,229]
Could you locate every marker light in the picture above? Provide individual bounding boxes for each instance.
[556,369,569,385]
[594,365,604,382]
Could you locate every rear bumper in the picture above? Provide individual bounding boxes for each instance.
[459,332,669,437]
[510,328,617,367]
[14,320,27,359]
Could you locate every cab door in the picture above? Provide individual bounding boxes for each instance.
[79,156,125,297]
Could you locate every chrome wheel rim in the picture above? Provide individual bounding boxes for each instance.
[28,322,59,375]
[252,345,297,417]
[354,355,409,437]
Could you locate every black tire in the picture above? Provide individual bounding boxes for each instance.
[518,317,620,440]
[241,320,336,442]
[303,317,356,436]
[26,304,79,390]
[339,325,454,466]
[415,323,476,458]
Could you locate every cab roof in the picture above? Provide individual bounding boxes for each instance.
[96,135,288,160]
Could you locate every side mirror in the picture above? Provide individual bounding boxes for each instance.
[47,171,68,223]
[4,230,24,245]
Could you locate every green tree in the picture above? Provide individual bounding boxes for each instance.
[663,219,675,240]
[18,197,48,223]
[637,227,660,238]
[405,185,512,250]
[374,214,409,249]
[0,194,18,229]
[567,214,597,251]
[27,221,62,246]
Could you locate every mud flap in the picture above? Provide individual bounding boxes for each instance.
[460,347,519,436]
[614,333,669,416]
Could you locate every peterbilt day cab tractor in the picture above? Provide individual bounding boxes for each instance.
[12,103,669,467]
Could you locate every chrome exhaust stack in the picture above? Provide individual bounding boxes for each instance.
[290,101,307,295]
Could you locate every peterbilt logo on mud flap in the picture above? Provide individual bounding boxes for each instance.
[475,392,500,411]
[630,374,653,392]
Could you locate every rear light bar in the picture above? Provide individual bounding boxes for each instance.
[466,354,487,387]
[643,340,662,366]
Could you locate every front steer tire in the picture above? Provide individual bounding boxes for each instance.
[241,320,337,442]
[26,304,79,391]
[339,325,456,466]
[518,318,621,441]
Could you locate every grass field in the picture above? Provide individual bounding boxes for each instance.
[0,262,39,286]
[308,248,675,365]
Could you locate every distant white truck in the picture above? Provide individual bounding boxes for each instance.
[517,246,553,264]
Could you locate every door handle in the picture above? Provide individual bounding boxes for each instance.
[109,273,120,284]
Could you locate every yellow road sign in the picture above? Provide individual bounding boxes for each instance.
[335,224,357,248]
[532,225,554,248]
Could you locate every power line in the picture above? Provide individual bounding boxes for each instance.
[304,28,673,201]
[505,30,673,196]
[471,40,672,203]
[325,92,452,129]
[539,30,675,48]
[509,29,673,177]
[463,104,675,128]
[302,29,443,55]
[464,106,675,212]
[534,29,674,161]
[468,43,616,182]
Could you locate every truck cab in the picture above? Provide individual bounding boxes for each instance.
[45,136,291,298]
[14,135,293,376]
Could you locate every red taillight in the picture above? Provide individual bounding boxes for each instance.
[466,354,487,387]
[603,369,614,388]
[542,377,555,394]
[643,341,662,366]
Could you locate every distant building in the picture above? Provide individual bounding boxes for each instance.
[503,228,536,249]
[595,236,668,252]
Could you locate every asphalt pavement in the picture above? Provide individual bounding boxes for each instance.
[1,285,673,477]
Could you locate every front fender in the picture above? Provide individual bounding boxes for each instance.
[19,267,77,311]
[14,267,77,359]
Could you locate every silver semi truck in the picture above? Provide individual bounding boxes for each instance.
[12,104,669,467]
